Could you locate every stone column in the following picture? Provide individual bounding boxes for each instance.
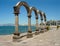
[27,15,33,38]
[35,17,39,35]
[13,6,20,42]
[40,18,44,33]
[13,14,20,42]
[15,14,19,33]
[40,12,43,29]
[44,20,47,32]
[14,14,20,34]
[36,18,38,30]
[41,19,43,28]
[41,19,43,25]
[44,14,47,31]
[44,20,46,27]
[44,18,46,26]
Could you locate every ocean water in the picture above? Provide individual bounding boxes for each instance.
[0,26,36,35]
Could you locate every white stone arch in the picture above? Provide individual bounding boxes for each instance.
[29,7,39,35]
[13,1,31,40]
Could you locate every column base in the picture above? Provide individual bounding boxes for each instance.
[27,31,33,38]
[40,28,44,33]
[13,32,20,42]
[43,26,49,32]
[44,27,48,32]
[35,29,40,35]
[40,30,44,33]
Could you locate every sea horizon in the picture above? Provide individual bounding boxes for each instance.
[0,25,36,35]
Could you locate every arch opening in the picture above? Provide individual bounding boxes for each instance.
[29,7,39,35]
[31,10,36,32]
[19,6,28,33]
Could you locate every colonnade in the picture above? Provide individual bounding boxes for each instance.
[13,1,47,41]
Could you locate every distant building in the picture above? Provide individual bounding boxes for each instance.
[46,20,60,26]
[56,20,60,25]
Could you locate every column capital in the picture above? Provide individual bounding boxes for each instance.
[28,15,31,18]
[15,13,18,16]
[41,18,43,21]
[36,17,38,19]
[14,6,19,15]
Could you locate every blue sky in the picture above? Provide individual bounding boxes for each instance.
[0,0,60,25]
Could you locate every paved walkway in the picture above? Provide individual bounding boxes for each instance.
[0,28,60,46]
